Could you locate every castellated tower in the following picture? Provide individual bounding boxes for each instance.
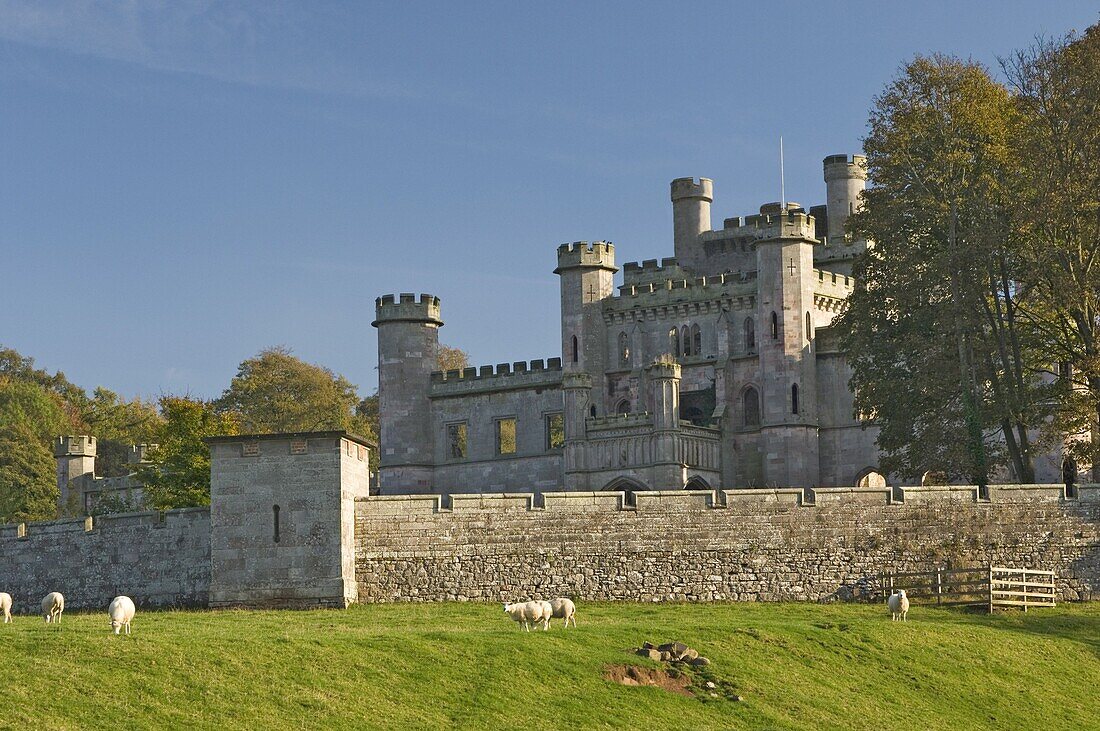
[555,242,617,411]
[670,177,713,271]
[754,204,820,488]
[55,435,96,516]
[372,293,442,491]
[647,357,685,488]
[823,154,868,245]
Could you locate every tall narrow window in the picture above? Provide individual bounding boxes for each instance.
[447,422,468,459]
[669,327,679,357]
[272,504,281,543]
[590,404,597,417]
[496,418,516,455]
[682,325,692,356]
[743,387,760,427]
[545,413,564,450]
[806,311,812,342]
[744,317,755,350]
[791,383,800,414]
[691,324,701,356]
[571,335,578,363]
[618,331,631,368]
[771,312,779,339]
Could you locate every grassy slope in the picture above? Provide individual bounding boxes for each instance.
[0,602,1096,730]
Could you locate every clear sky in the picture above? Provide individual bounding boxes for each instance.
[2,1,1096,401]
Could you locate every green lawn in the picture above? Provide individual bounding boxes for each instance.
[0,601,1096,730]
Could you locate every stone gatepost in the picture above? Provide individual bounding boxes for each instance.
[207,431,372,609]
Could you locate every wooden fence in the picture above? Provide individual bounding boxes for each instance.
[881,566,1057,612]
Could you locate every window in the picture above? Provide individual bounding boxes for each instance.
[272,504,281,543]
[618,331,630,368]
[545,413,564,450]
[791,384,800,415]
[669,327,679,357]
[616,399,631,415]
[681,325,692,356]
[771,311,779,339]
[447,422,468,459]
[590,404,597,417]
[571,335,579,363]
[744,317,755,350]
[691,324,701,356]
[496,418,516,455]
[806,311,812,342]
[743,387,760,427]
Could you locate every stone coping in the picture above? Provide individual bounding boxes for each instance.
[0,506,210,539]
[205,431,376,448]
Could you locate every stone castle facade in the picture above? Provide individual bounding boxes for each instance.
[374,154,883,494]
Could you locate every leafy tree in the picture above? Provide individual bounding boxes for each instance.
[1003,24,1100,478]
[436,345,470,373]
[81,387,163,477]
[136,397,239,510]
[0,423,58,522]
[839,55,1046,485]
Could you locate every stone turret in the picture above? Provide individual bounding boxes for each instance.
[670,177,713,271]
[561,371,593,491]
[555,241,617,412]
[55,435,96,517]
[646,357,685,488]
[823,154,867,244]
[372,293,443,491]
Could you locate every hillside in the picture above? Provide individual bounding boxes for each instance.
[0,602,1096,729]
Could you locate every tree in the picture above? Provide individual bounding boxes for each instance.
[436,345,470,373]
[135,397,239,510]
[839,55,1046,485]
[80,387,163,477]
[1004,24,1100,479]
[0,423,58,522]
[215,347,371,436]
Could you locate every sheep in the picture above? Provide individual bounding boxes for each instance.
[537,600,553,631]
[0,592,11,624]
[887,589,910,622]
[42,592,64,626]
[108,595,136,635]
[502,601,550,632]
[547,597,577,628]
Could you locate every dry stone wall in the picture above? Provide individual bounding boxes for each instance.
[354,485,1100,604]
[0,507,210,611]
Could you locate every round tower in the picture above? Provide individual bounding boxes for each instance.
[372,293,443,491]
[561,371,593,491]
[822,154,867,243]
[645,357,685,489]
[555,241,617,412]
[670,177,713,269]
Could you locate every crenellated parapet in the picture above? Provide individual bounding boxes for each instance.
[372,292,443,327]
[621,257,685,286]
[553,240,617,274]
[428,357,564,396]
[722,204,818,242]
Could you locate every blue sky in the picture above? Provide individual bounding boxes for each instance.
[1,1,1096,401]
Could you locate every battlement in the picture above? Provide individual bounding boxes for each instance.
[823,153,868,180]
[670,177,713,203]
[586,412,654,430]
[721,206,818,242]
[54,435,96,457]
[429,357,564,396]
[554,241,617,273]
[646,355,681,380]
[372,292,443,327]
[609,271,757,310]
[127,443,157,464]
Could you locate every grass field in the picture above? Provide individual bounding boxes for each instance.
[0,601,1096,729]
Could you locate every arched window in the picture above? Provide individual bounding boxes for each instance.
[618,331,630,368]
[743,387,760,427]
[744,317,755,350]
[806,311,812,342]
[571,335,578,363]
[669,327,679,357]
[616,399,631,415]
[691,324,701,357]
[590,404,597,417]
[681,325,692,356]
[791,383,800,414]
[771,311,779,339]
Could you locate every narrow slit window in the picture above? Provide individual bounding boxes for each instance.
[571,335,578,363]
[806,311,812,342]
[771,312,779,339]
[792,384,800,415]
[744,317,755,350]
[272,504,281,543]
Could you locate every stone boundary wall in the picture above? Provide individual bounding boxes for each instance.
[0,507,210,612]
[354,485,1100,604]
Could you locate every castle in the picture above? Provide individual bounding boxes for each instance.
[373,154,883,493]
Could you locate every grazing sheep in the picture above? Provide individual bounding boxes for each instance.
[42,592,64,626]
[108,596,136,635]
[503,601,550,632]
[537,600,553,631]
[547,597,577,628]
[888,590,910,622]
[0,593,11,624]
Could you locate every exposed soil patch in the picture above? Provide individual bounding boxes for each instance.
[603,664,694,697]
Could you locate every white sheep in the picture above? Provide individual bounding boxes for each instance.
[537,600,553,631]
[0,592,11,624]
[547,597,577,628]
[42,592,64,626]
[888,589,910,621]
[503,601,550,632]
[108,595,136,635]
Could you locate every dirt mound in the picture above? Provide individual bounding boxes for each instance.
[602,664,693,697]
